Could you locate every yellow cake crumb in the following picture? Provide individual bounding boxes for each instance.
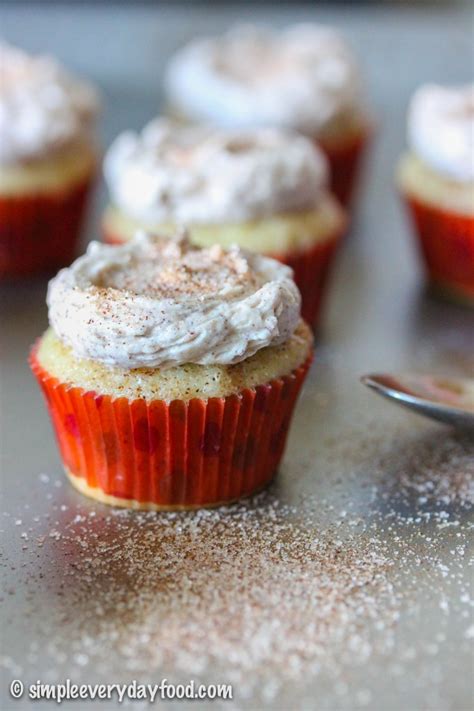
[397,152,474,216]
[36,321,313,402]
[102,193,345,256]
[0,140,97,195]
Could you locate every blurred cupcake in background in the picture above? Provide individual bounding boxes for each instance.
[0,43,100,278]
[31,232,313,510]
[103,119,346,329]
[397,84,474,306]
[164,24,371,207]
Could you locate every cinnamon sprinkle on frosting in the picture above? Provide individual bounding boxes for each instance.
[104,119,328,223]
[0,42,99,164]
[47,232,301,369]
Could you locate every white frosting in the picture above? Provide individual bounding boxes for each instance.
[408,84,474,182]
[164,24,364,135]
[0,43,100,164]
[47,232,301,369]
[104,119,328,223]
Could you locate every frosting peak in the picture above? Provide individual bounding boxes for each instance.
[47,232,301,369]
[164,24,364,135]
[104,119,328,223]
[408,83,474,182]
[0,43,100,164]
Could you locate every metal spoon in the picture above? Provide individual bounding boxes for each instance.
[361,373,474,431]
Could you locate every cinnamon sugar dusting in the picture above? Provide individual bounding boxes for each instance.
[47,231,301,368]
[104,118,328,223]
[2,431,472,708]
[0,43,99,164]
[164,24,365,136]
[97,237,257,298]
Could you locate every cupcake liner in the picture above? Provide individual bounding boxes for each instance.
[30,346,313,510]
[0,175,93,279]
[403,194,474,305]
[104,227,343,330]
[272,233,342,328]
[318,130,370,208]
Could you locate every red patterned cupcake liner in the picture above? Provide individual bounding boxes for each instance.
[0,175,93,279]
[318,130,370,208]
[30,346,313,510]
[104,228,343,330]
[271,233,342,328]
[403,194,474,305]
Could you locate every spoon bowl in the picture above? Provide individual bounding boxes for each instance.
[361,373,474,431]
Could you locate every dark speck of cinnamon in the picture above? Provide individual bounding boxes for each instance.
[91,239,259,300]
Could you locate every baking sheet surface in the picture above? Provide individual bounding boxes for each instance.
[1,4,473,710]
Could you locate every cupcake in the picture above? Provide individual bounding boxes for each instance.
[0,43,100,278]
[30,232,313,510]
[103,119,346,328]
[164,24,371,207]
[397,84,474,305]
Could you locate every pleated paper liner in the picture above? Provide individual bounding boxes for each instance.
[0,174,93,279]
[271,233,343,329]
[30,347,313,510]
[403,194,474,306]
[104,227,343,331]
[318,129,371,209]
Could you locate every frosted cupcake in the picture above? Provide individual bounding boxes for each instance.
[30,232,313,510]
[103,119,346,328]
[397,84,474,305]
[164,24,370,207]
[0,43,100,277]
